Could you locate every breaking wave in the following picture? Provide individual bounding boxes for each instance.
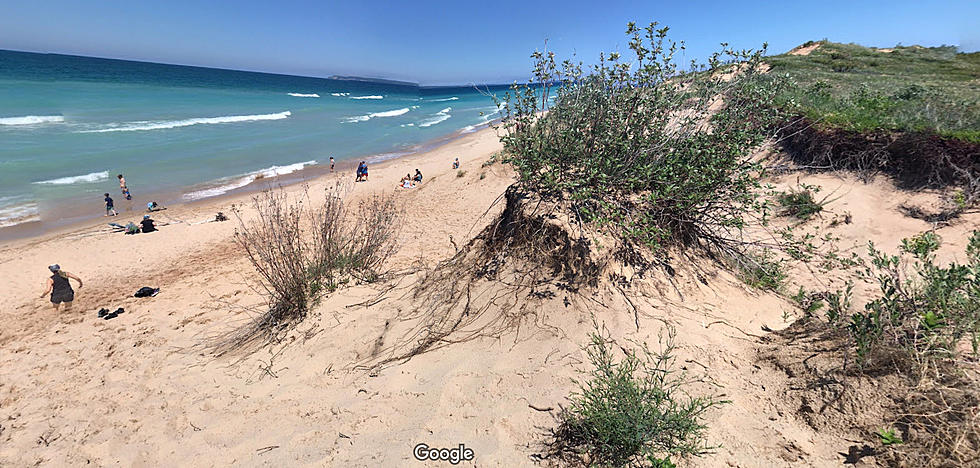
[78,111,292,133]
[331,92,350,97]
[417,106,452,127]
[183,160,317,201]
[288,92,320,98]
[428,97,459,102]
[33,170,110,185]
[343,107,410,123]
[0,115,65,126]
[0,201,40,228]
[350,95,384,100]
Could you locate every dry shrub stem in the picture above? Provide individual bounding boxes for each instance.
[215,184,398,355]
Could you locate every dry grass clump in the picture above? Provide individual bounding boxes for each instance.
[216,184,398,354]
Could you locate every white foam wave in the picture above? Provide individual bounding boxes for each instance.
[331,92,350,97]
[78,111,291,133]
[428,97,459,102]
[418,113,451,127]
[0,200,40,228]
[342,107,410,124]
[416,106,452,127]
[0,115,65,126]
[183,160,317,201]
[461,125,477,133]
[350,95,384,100]
[371,108,410,118]
[33,170,110,185]
[288,92,320,98]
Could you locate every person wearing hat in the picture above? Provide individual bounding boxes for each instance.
[140,214,157,233]
[40,264,83,311]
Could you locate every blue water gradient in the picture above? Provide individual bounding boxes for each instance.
[0,50,516,230]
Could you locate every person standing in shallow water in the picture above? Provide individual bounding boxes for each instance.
[40,264,82,311]
[118,174,131,200]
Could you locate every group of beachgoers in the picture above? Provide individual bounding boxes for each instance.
[102,173,163,234]
[48,156,466,311]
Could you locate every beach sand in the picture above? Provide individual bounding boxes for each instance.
[2,126,978,466]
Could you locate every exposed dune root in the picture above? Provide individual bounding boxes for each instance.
[779,117,980,198]
[363,185,609,368]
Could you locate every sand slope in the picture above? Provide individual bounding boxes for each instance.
[2,128,978,466]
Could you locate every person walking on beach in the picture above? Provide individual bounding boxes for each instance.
[118,174,132,200]
[330,156,335,172]
[40,264,82,311]
[104,193,117,216]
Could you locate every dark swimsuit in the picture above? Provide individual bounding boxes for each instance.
[50,274,74,304]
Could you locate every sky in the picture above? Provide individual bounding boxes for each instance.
[0,0,977,86]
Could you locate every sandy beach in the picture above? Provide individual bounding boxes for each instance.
[2,122,978,466]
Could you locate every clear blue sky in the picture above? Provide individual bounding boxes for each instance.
[1,0,977,85]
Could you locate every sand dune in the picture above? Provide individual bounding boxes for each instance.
[1,127,977,466]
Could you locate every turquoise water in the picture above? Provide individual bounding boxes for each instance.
[0,50,513,232]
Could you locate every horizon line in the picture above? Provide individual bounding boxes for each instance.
[0,47,522,88]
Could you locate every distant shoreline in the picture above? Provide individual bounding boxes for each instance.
[0,121,498,244]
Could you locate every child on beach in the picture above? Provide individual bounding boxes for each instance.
[118,174,132,200]
[40,264,83,311]
[452,157,460,169]
[330,156,335,172]
[104,193,117,216]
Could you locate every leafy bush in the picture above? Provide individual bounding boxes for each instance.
[498,22,788,256]
[846,231,980,366]
[552,325,724,466]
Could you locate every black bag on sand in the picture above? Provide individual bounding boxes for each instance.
[134,287,160,298]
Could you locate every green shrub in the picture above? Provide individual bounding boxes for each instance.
[498,22,788,255]
[847,231,980,365]
[553,325,724,466]
[776,183,826,220]
[734,250,786,291]
[900,231,941,258]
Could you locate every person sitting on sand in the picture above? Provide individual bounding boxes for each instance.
[413,169,423,184]
[118,174,132,200]
[146,201,166,212]
[399,173,414,189]
[140,214,157,233]
[104,193,117,216]
[40,264,82,311]
[452,157,460,169]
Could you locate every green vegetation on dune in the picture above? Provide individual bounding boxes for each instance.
[767,41,980,141]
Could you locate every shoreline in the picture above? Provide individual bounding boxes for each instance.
[0,120,497,244]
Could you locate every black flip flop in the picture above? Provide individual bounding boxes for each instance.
[97,308,109,318]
